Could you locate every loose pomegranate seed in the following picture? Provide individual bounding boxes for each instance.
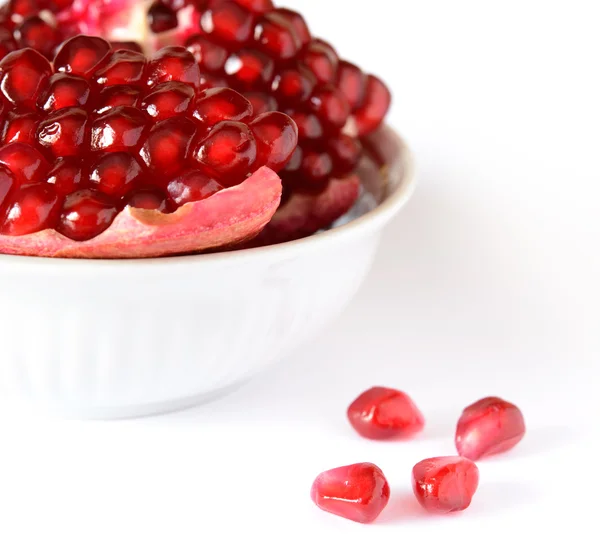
[412,457,480,514]
[185,35,228,73]
[0,142,49,183]
[146,46,202,90]
[0,165,16,207]
[273,8,310,47]
[0,48,52,108]
[328,134,362,177]
[233,0,273,14]
[148,1,179,34]
[167,169,223,206]
[271,66,316,105]
[309,85,351,130]
[299,148,332,188]
[336,61,367,111]
[254,11,301,61]
[193,87,253,131]
[287,110,323,140]
[224,49,274,90]
[352,75,392,136]
[37,107,88,157]
[95,85,141,113]
[455,397,526,460]
[89,152,144,197]
[2,111,41,145]
[46,156,86,195]
[347,387,425,440]
[142,81,195,120]
[54,35,111,77]
[8,0,40,23]
[0,182,60,235]
[244,91,277,115]
[110,41,144,54]
[93,49,147,87]
[200,2,254,46]
[251,111,297,172]
[57,189,118,241]
[90,106,147,152]
[39,73,91,112]
[126,188,171,212]
[301,39,338,85]
[14,15,61,59]
[311,463,390,524]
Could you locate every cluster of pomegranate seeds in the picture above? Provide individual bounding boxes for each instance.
[0,35,297,241]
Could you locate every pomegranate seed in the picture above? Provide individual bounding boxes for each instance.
[301,40,338,85]
[311,463,390,524]
[352,75,392,136]
[139,116,198,178]
[2,111,41,145]
[193,87,253,131]
[224,49,274,90]
[0,165,16,208]
[89,152,144,197]
[254,12,301,61]
[282,144,302,172]
[0,38,18,60]
[58,189,118,241]
[14,15,61,59]
[195,121,257,185]
[0,182,60,236]
[94,50,147,87]
[95,85,141,114]
[54,35,111,77]
[244,91,277,115]
[299,148,332,187]
[38,74,91,112]
[142,81,195,120]
[233,0,273,14]
[90,106,147,152]
[287,110,323,141]
[337,61,367,110]
[37,107,88,157]
[167,169,223,206]
[273,8,310,47]
[0,48,52,108]
[455,397,526,460]
[126,188,170,212]
[185,35,228,73]
[412,457,479,514]
[146,46,202,90]
[347,387,425,440]
[46,156,86,195]
[8,0,40,22]
[200,2,254,46]
[271,65,316,105]
[148,1,179,34]
[309,85,351,130]
[251,111,297,172]
[328,134,362,177]
[110,41,144,54]
[0,142,49,183]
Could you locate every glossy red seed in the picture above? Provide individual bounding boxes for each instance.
[139,116,197,178]
[2,111,40,145]
[110,41,144,53]
[94,50,147,86]
[300,148,332,187]
[0,38,17,60]
[90,106,147,152]
[328,134,362,176]
[288,110,323,141]
[282,144,302,172]
[15,15,61,59]
[310,85,351,130]
[455,397,526,460]
[46,156,86,195]
[311,463,390,524]
[89,152,144,197]
[148,1,179,33]
[58,189,118,241]
[95,85,141,114]
[273,8,310,47]
[193,87,253,131]
[0,48,52,108]
[126,188,170,212]
[254,12,301,61]
[0,182,60,235]
[251,111,297,172]
[185,35,228,73]
[0,142,49,183]
[200,2,254,46]
[54,35,111,77]
[38,73,91,112]
[337,61,367,110]
[142,81,195,120]
[0,165,15,207]
[271,65,316,105]
[37,107,87,157]
[8,0,41,22]
[244,91,277,115]
[146,46,202,90]
[301,39,338,85]
[167,169,223,206]
[348,387,425,440]
[352,75,391,136]
[233,0,273,14]
[412,457,480,514]
[224,49,274,90]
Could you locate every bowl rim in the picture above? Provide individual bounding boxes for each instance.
[0,127,416,270]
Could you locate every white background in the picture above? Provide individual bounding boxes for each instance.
[0,1,599,549]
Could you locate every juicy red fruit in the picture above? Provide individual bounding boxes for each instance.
[455,397,526,460]
[348,386,425,440]
[311,463,390,524]
[412,456,480,514]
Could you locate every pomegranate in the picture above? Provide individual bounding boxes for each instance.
[412,456,480,514]
[311,463,390,524]
[0,37,298,257]
[455,397,526,461]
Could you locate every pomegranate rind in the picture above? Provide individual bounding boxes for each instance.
[0,167,281,258]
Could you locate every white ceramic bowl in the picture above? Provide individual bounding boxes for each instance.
[0,127,415,419]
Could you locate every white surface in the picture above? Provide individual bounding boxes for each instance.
[0,0,598,549]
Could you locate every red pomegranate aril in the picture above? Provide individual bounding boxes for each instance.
[126,188,170,212]
[244,90,277,115]
[0,48,52,108]
[195,120,257,185]
[185,35,228,73]
[353,75,392,136]
[39,73,91,112]
[273,8,310,47]
[89,152,144,197]
[46,156,86,195]
[200,3,254,46]
[348,387,425,440]
[95,85,141,114]
[309,85,351,130]
[251,111,297,172]
[233,0,273,14]
[311,463,390,524]
[58,189,118,241]
[0,165,16,207]
[337,60,367,110]
[37,107,87,157]
[94,49,147,86]
[167,169,223,206]
[455,397,526,461]
[328,134,362,176]
[254,11,301,61]
[224,49,274,90]
[193,87,253,131]
[271,65,316,105]
[2,111,40,145]
[139,116,197,178]
[15,16,61,59]
[0,182,60,236]
[412,457,479,514]
[148,1,179,34]
[90,106,147,152]
[283,144,301,172]
[288,110,323,140]
[300,148,332,186]
[0,38,17,60]
[142,81,195,120]
[8,0,40,23]
[110,41,144,54]
[54,35,111,77]
[146,46,202,90]
[0,142,49,183]
[301,39,338,85]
